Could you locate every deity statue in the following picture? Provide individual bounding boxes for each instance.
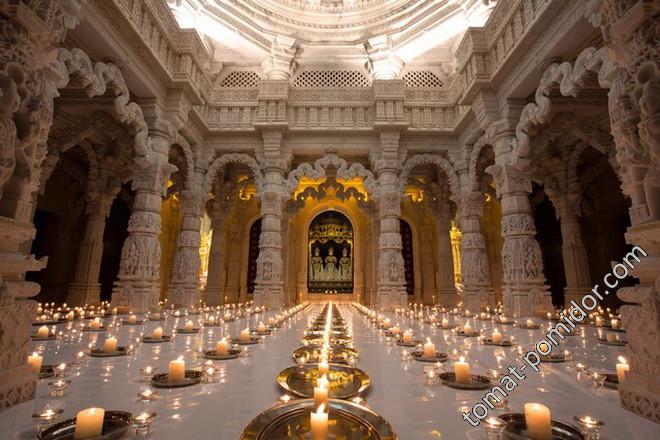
[324,246,338,281]
[339,247,351,280]
[310,247,324,280]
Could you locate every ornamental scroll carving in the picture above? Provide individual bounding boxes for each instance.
[501,238,544,283]
[202,153,264,194]
[398,154,460,202]
[119,235,161,280]
[501,213,537,235]
[282,152,378,199]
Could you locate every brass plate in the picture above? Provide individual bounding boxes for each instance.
[204,349,242,360]
[241,399,397,440]
[293,345,358,364]
[142,336,172,343]
[411,351,449,363]
[89,347,127,357]
[151,370,202,388]
[438,372,491,390]
[277,364,370,399]
[39,410,132,440]
[499,413,584,440]
[482,338,513,346]
[232,336,261,345]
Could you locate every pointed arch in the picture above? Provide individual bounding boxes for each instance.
[202,153,264,194]
[399,154,460,203]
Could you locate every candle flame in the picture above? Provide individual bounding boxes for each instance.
[459,356,465,362]
[618,356,627,364]
[316,403,326,414]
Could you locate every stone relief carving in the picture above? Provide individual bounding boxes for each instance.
[203,153,264,195]
[398,154,460,202]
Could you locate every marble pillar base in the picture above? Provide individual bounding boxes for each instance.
[67,282,101,306]
[0,365,36,411]
[620,373,660,423]
[253,284,284,309]
[462,287,494,312]
[437,287,459,307]
[203,287,223,306]
[111,281,159,313]
[563,288,588,309]
[167,284,200,309]
[503,284,553,317]
[375,286,407,311]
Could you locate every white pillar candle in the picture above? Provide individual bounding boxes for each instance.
[611,319,619,329]
[208,316,215,324]
[53,313,60,321]
[27,352,43,374]
[224,312,232,321]
[616,357,629,383]
[73,407,105,439]
[310,404,328,440]
[67,311,75,321]
[390,326,400,336]
[128,314,137,324]
[103,337,117,353]
[240,328,250,342]
[318,359,329,376]
[595,316,602,327]
[89,318,101,330]
[454,357,471,384]
[491,330,502,344]
[184,320,194,332]
[524,403,552,440]
[169,358,186,382]
[500,316,508,324]
[258,322,267,334]
[402,331,413,344]
[526,319,534,328]
[37,325,49,338]
[268,317,276,326]
[152,327,163,339]
[313,377,329,408]
[423,339,436,359]
[463,323,472,335]
[442,318,449,329]
[216,338,229,356]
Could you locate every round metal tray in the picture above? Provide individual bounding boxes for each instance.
[89,347,128,358]
[241,399,397,440]
[482,338,513,346]
[31,335,57,342]
[597,338,627,346]
[411,351,449,363]
[177,328,201,334]
[277,364,370,399]
[293,345,358,364]
[232,336,261,345]
[438,372,491,390]
[38,410,132,440]
[142,336,172,343]
[151,370,203,388]
[204,349,242,360]
[499,413,584,440]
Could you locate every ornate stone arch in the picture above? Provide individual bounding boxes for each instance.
[511,47,616,163]
[171,133,195,190]
[282,152,378,199]
[51,48,149,158]
[202,153,264,194]
[399,154,460,203]
[467,134,496,192]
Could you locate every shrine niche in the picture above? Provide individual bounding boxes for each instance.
[308,211,353,293]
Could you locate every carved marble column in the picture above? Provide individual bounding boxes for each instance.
[67,191,116,306]
[112,131,175,312]
[204,200,229,306]
[431,201,458,306]
[167,189,204,308]
[373,131,407,310]
[459,191,495,311]
[585,0,660,423]
[550,193,592,306]
[253,131,287,308]
[489,163,552,316]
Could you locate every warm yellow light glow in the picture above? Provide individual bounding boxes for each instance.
[450,221,462,285]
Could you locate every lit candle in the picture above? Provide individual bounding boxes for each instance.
[310,403,328,440]
[611,319,619,330]
[500,316,508,324]
[318,359,329,376]
[27,352,43,374]
[103,337,117,353]
[128,314,137,324]
[442,318,449,329]
[152,327,163,339]
[390,326,400,336]
[463,323,472,336]
[37,325,49,338]
[314,375,329,408]
[216,338,228,356]
[73,407,105,439]
[240,328,250,342]
[89,318,101,330]
[208,316,215,325]
[258,322,267,334]
[595,316,603,327]
[168,357,186,382]
[524,403,552,440]
[423,339,436,359]
[184,320,194,332]
[616,356,629,383]
[454,356,471,384]
[66,311,75,321]
[526,319,534,328]
[268,317,276,326]
[492,329,502,345]
[402,330,413,344]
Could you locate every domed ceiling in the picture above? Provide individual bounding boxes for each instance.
[168,0,496,71]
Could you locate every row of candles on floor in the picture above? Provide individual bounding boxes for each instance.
[309,304,335,439]
[31,303,307,438]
